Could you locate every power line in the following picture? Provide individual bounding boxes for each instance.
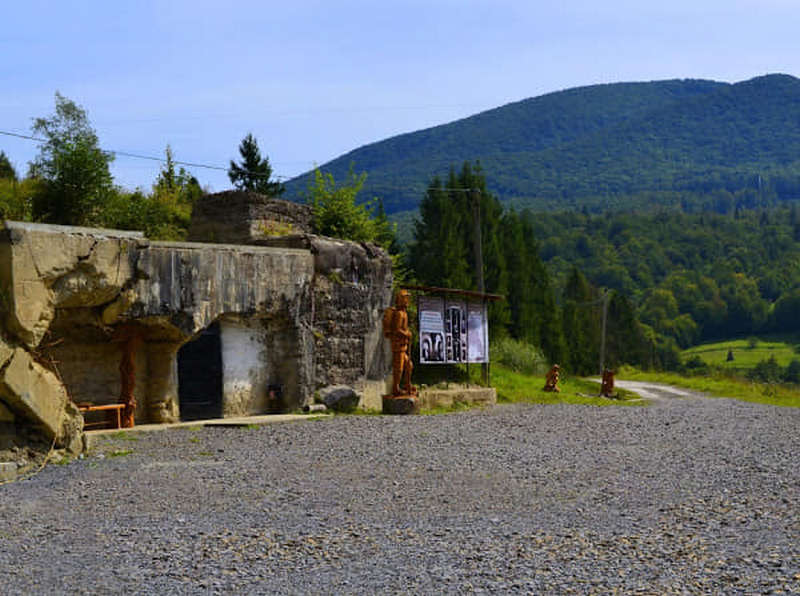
[0,129,291,180]
[0,128,483,193]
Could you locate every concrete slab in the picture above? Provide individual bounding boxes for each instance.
[419,386,497,410]
[82,413,331,450]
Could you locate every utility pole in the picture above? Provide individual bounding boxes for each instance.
[599,289,609,375]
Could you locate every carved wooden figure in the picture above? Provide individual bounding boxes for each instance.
[543,364,560,392]
[387,290,415,396]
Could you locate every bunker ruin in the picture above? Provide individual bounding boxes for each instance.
[0,192,393,454]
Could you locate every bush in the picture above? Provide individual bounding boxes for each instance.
[684,355,709,374]
[784,359,800,384]
[748,355,782,383]
[490,337,548,376]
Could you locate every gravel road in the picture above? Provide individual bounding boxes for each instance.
[0,385,798,594]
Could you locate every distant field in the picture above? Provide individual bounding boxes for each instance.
[682,336,800,369]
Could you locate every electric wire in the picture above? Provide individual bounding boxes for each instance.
[0,128,483,193]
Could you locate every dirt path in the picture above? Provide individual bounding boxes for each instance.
[614,379,706,402]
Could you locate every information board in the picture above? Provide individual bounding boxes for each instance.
[419,296,488,364]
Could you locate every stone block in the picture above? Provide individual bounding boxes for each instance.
[0,348,83,449]
[0,462,16,482]
[319,385,360,413]
[382,395,420,415]
[418,387,497,410]
[356,379,388,411]
[0,348,67,439]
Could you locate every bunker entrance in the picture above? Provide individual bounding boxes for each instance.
[178,322,223,420]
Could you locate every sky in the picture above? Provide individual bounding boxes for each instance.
[2,0,799,193]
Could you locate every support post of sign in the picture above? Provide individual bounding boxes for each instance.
[472,188,488,387]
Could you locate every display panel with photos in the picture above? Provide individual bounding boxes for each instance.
[419,295,488,364]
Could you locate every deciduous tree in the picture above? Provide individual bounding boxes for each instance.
[29,93,114,226]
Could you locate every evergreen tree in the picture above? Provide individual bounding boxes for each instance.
[410,161,565,362]
[228,133,284,196]
[605,292,650,368]
[409,175,471,290]
[561,268,601,374]
[0,151,16,180]
[501,209,564,364]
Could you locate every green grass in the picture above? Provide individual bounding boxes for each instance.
[491,364,642,406]
[682,335,800,370]
[618,365,800,408]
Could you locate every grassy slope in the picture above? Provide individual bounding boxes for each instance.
[490,364,642,407]
[683,336,800,369]
[618,365,800,408]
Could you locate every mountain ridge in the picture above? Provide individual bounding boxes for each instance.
[284,74,800,214]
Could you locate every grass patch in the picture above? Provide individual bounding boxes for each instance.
[618,365,800,408]
[492,364,641,406]
[109,449,133,458]
[683,335,800,370]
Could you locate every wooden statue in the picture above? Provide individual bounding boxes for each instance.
[543,364,560,392]
[385,289,415,396]
[600,368,615,397]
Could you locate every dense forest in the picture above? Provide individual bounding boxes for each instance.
[531,206,800,345]
[284,74,800,216]
[405,161,800,375]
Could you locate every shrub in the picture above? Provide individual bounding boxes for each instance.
[748,355,781,383]
[490,337,548,376]
[784,359,800,385]
[684,355,709,374]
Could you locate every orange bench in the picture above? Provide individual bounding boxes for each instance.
[78,403,125,430]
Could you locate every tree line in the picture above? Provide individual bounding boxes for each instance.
[0,93,288,240]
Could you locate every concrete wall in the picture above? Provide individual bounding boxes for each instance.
[220,319,268,416]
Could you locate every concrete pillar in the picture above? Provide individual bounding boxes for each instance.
[146,342,181,423]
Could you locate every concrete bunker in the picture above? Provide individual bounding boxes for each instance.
[0,194,393,452]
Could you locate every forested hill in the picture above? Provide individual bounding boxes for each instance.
[283,74,800,214]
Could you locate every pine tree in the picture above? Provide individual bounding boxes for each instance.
[0,151,16,180]
[228,133,284,196]
[409,175,471,290]
[605,292,649,368]
[561,268,601,374]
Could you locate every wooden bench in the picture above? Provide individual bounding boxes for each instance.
[77,403,125,430]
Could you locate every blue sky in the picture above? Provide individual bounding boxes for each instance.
[2,0,799,192]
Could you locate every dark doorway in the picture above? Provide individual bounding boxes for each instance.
[178,322,223,420]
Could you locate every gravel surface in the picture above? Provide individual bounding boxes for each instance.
[0,387,798,594]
